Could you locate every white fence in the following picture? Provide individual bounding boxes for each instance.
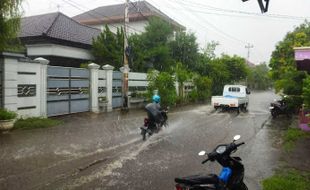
[0,52,192,118]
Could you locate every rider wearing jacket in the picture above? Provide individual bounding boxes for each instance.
[145,95,164,130]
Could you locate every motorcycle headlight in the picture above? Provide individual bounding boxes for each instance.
[216,145,227,154]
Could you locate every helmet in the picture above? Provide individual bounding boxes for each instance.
[152,95,160,103]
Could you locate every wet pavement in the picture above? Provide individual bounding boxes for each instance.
[0,90,287,190]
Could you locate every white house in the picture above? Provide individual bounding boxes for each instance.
[19,12,101,67]
[72,0,185,35]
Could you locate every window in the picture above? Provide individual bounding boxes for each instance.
[228,87,240,92]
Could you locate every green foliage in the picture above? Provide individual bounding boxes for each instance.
[92,25,124,68]
[129,17,174,72]
[147,70,176,106]
[283,128,310,151]
[269,21,310,108]
[173,62,191,98]
[169,31,199,70]
[0,109,17,120]
[262,170,310,190]
[0,0,22,51]
[80,61,92,68]
[302,76,310,108]
[202,54,247,95]
[270,21,310,81]
[191,74,212,101]
[14,117,62,130]
[247,63,272,90]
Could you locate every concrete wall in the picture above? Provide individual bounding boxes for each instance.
[0,52,190,117]
[1,52,48,117]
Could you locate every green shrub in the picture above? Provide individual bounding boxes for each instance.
[193,75,212,101]
[0,109,17,120]
[262,170,310,190]
[14,117,62,130]
[283,128,310,151]
[147,70,177,106]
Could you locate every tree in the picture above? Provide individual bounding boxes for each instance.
[147,70,177,106]
[190,74,212,101]
[269,21,310,108]
[169,31,199,71]
[173,62,190,98]
[92,25,124,68]
[0,0,22,51]
[221,54,249,83]
[128,17,174,72]
[247,63,272,90]
[195,41,219,76]
[203,54,247,95]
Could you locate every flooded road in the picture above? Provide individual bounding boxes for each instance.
[0,90,285,190]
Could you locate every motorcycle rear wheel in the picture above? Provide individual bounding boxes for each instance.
[141,128,146,141]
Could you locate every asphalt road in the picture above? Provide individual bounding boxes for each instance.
[0,90,285,190]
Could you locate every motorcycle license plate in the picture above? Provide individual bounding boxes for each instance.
[269,106,274,110]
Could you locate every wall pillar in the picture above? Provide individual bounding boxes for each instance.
[102,64,114,112]
[34,57,49,117]
[3,56,18,112]
[88,63,100,113]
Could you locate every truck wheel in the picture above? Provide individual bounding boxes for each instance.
[242,104,247,112]
[237,106,240,114]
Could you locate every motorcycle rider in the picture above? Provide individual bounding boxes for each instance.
[144,95,164,133]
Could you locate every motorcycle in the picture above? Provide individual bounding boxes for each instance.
[140,107,169,141]
[269,97,289,118]
[175,135,247,190]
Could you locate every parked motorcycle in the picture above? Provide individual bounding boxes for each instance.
[269,97,289,118]
[175,135,247,190]
[140,107,168,141]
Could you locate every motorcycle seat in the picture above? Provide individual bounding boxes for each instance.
[175,174,219,185]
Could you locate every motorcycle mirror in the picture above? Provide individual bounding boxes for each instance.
[233,135,241,141]
[198,151,206,156]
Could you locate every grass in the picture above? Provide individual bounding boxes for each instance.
[283,128,310,151]
[14,117,63,130]
[262,170,310,190]
[0,109,17,120]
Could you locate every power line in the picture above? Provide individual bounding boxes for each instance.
[167,0,247,46]
[177,0,310,21]
[62,0,144,33]
[129,0,149,21]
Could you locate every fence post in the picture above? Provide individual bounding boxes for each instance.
[2,55,18,112]
[102,64,114,112]
[34,57,49,117]
[88,63,100,113]
[174,76,179,96]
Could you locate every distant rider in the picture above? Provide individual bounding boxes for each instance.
[145,95,164,132]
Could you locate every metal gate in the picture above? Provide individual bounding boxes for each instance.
[47,66,90,117]
[112,71,123,108]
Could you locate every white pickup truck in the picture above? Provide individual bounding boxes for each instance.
[211,85,250,111]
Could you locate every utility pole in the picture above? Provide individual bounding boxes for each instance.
[245,43,253,87]
[122,0,130,110]
[245,43,254,62]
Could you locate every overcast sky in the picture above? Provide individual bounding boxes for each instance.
[21,0,310,64]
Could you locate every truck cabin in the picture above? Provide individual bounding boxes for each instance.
[223,85,250,98]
